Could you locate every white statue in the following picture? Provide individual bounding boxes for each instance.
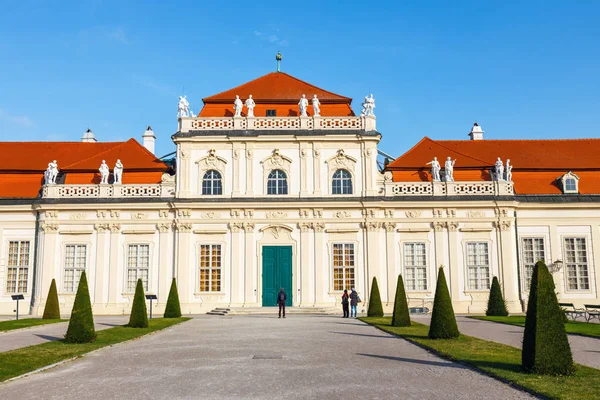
[45,160,58,184]
[426,157,441,181]
[312,94,321,116]
[444,157,456,182]
[505,159,513,182]
[233,95,243,117]
[99,160,110,184]
[245,95,255,117]
[298,94,308,117]
[177,96,191,118]
[114,159,124,184]
[361,94,376,116]
[494,157,504,181]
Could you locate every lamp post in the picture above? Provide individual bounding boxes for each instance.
[11,294,25,320]
[145,294,157,319]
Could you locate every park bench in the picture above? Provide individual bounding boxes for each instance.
[584,304,600,323]
[559,303,586,321]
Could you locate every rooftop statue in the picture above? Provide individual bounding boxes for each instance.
[114,159,124,184]
[298,94,308,117]
[233,95,243,117]
[426,157,441,182]
[312,94,321,116]
[99,160,110,184]
[444,157,456,182]
[505,159,513,182]
[177,96,191,118]
[245,95,256,117]
[494,157,504,181]
[45,160,58,184]
[361,94,376,116]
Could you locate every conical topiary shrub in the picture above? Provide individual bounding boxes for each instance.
[522,261,574,375]
[367,277,384,317]
[164,278,182,318]
[486,276,509,316]
[391,274,410,327]
[65,271,96,343]
[128,278,149,328]
[428,267,459,339]
[42,278,61,319]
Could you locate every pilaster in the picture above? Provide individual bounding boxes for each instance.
[299,222,312,306]
[229,222,244,307]
[107,223,121,305]
[175,221,192,308]
[383,222,397,307]
[157,222,172,307]
[36,221,59,315]
[246,147,254,195]
[496,219,521,312]
[232,146,242,196]
[313,222,326,305]
[94,223,110,305]
[447,221,460,301]
[312,146,322,196]
[300,145,310,196]
[243,223,256,306]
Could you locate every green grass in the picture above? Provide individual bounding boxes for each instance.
[0,317,189,382]
[361,316,600,400]
[0,318,64,332]
[470,315,600,338]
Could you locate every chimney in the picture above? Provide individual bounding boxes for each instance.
[81,128,97,142]
[142,126,156,154]
[468,122,484,141]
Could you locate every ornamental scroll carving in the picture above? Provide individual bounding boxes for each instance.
[447,222,459,232]
[405,210,422,218]
[334,211,351,219]
[69,213,86,220]
[326,149,357,179]
[196,149,227,174]
[383,222,396,232]
[266,211,288,219]
[95,223,110,233]
[109,223,121,233]
[312,222,325,232]
[243,223,255,232]
[41,222,59,233]
[201,211,220,219]
[466,210,485,218]
[495,220,512,231]
[45,210,59,219]
[157,223,172,233]
[230,222,244,233]
[262,149,292,173]
[131,212,148,220]
[363,221,381,232]
[175,221,192,232]
[433,221,445,232]
[299,222,311,232]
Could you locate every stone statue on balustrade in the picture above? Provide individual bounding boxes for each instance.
[245,95,255,117]
[494,157,504,181]
[99,160,110,184]
[312,94,321,116]
[361,94,376,116]
[233,95,243,117]
[505,159,512,182]
[444,157,456,182]
[45,160,58,184]
[114,159,124,184]
[177,96,191,118]
[426,157,441,181]
[298,94,309,117]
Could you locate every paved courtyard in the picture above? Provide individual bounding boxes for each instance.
[0,315,533,400]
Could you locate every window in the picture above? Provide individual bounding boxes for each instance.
[64,245,87,293]
[266,109,276,117]
[127,244,150,292]
[267,169,288,195]
[559,171,579,194]
[404,243,427,290]
[199,244,221,292]
[564,238,589,290]
[565,178,577,192]
[332,169,353,195]
[333,243,355,291]
[466,242,490,290]
[6,241,30,293]
[521,238,545,291]
[202,170,223,195]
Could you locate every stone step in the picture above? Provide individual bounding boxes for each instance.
[228,307,341,316]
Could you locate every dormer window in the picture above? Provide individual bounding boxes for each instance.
[266,109,276,117]
[558,171,580,194]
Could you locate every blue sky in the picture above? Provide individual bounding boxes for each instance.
[1,0,599,158]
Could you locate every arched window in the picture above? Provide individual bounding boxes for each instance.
[332,169,353,195]
[267,169,288,195]
[202,170,222,195]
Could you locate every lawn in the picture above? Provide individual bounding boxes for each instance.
[0,317,189,382]
[361,317,600,400]
[0,318,64,332]
[469,315,600,338]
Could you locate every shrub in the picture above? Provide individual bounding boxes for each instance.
[391,274,410,327]
[428,267,459,339]
[42,278,61,319]
[164,278,182,318]
[486,276,509,316]
[128,278,149,328]
[367,277,384,317]
[522,260,574,375]
[64,271,96,343]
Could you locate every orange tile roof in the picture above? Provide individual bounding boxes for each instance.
[199,103,354,118]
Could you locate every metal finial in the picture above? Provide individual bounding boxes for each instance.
[276,51,282,72]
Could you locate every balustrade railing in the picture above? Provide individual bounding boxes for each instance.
[384,180,514,197]
[42,183,175,199]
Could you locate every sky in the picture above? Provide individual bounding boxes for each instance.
[1,0,599,158]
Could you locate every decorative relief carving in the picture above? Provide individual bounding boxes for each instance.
[383,222,396,232]
[177,209,192,218]
[45,210,59,219]
[109,223,121,233]
[433,209,444,218]
[159,210,169,219]
[447,222,459,232]
[110,210,120,218]
[313,209,323,218]
[362,209,376,218]
[495,220,512,231]
[495,209,510,218]
[246,149,253,159]
[466,210,485,218]
[269,226,282,239]
[433,221,445,232]
[313,149,321,158]
[196,149,227,173]
[262,149,292,173]
[327,149,357,177]
[243,223,255,232]
[364,221,381,232]
[300,149,308,158]
[299,222,311,232]
[383,171,393,182]
[97,210,108,219]
[157,223,171,233]
[175,221,192,232]
[266,211,287,219]
[95,223,110,232]
[299,209,310,218]
[41,222,59,233]
[405,210,422,218]
[233,149,240,159]
[334,211,351,219]
[69,213,86,220]
[230,222,244,233]
[131,212,148,220]
[384,209,394,218]
[180,150,189,159]
[446,209,456,218]
[312,222,325,232]
[200,211,219,219]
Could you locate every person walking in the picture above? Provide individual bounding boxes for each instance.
[341,289,350,318]
[277,288,287,318]
[349,288,360,318]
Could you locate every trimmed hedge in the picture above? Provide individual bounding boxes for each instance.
[486,276,509,316]
[367,277,384,317]
[391,274,410,327]
[64,271,96,343]
[164,278,182,318]
[522,260,574,375]
[42,279,60,320]
[128,279,149,328]
[428,267,459,339]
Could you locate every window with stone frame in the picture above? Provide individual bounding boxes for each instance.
[127,244,150,292]
[267,169,288,195]
[6,241,30,293]
[520,237,545,291]
[466,242,491,290]
[202,170,223,195]
[404,242,427,290]
[199,244,221,292]
[564,237,590,290]
[63,244,87,293]
[333,243,355,291]
[332,169,353,195]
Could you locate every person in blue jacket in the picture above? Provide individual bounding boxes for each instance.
[277,288,287,318]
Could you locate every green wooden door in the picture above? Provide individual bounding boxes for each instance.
[262,246,292,307]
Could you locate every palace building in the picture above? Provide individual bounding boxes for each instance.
[1,68,599,316]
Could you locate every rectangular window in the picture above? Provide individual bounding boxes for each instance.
[199,244,221,292]
[333,243,355,291]
[127,244,150,292]
[266,109,276,117]
[64,244,87,293]
[6,241,30,293]
[521,238,545,291]
[564,237,589,290]
[404,243,427,290]
[466,242,490,290]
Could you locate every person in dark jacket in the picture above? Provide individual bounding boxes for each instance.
[341,289,349,318]
[349,288,360,318]
[277,288,287,318]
